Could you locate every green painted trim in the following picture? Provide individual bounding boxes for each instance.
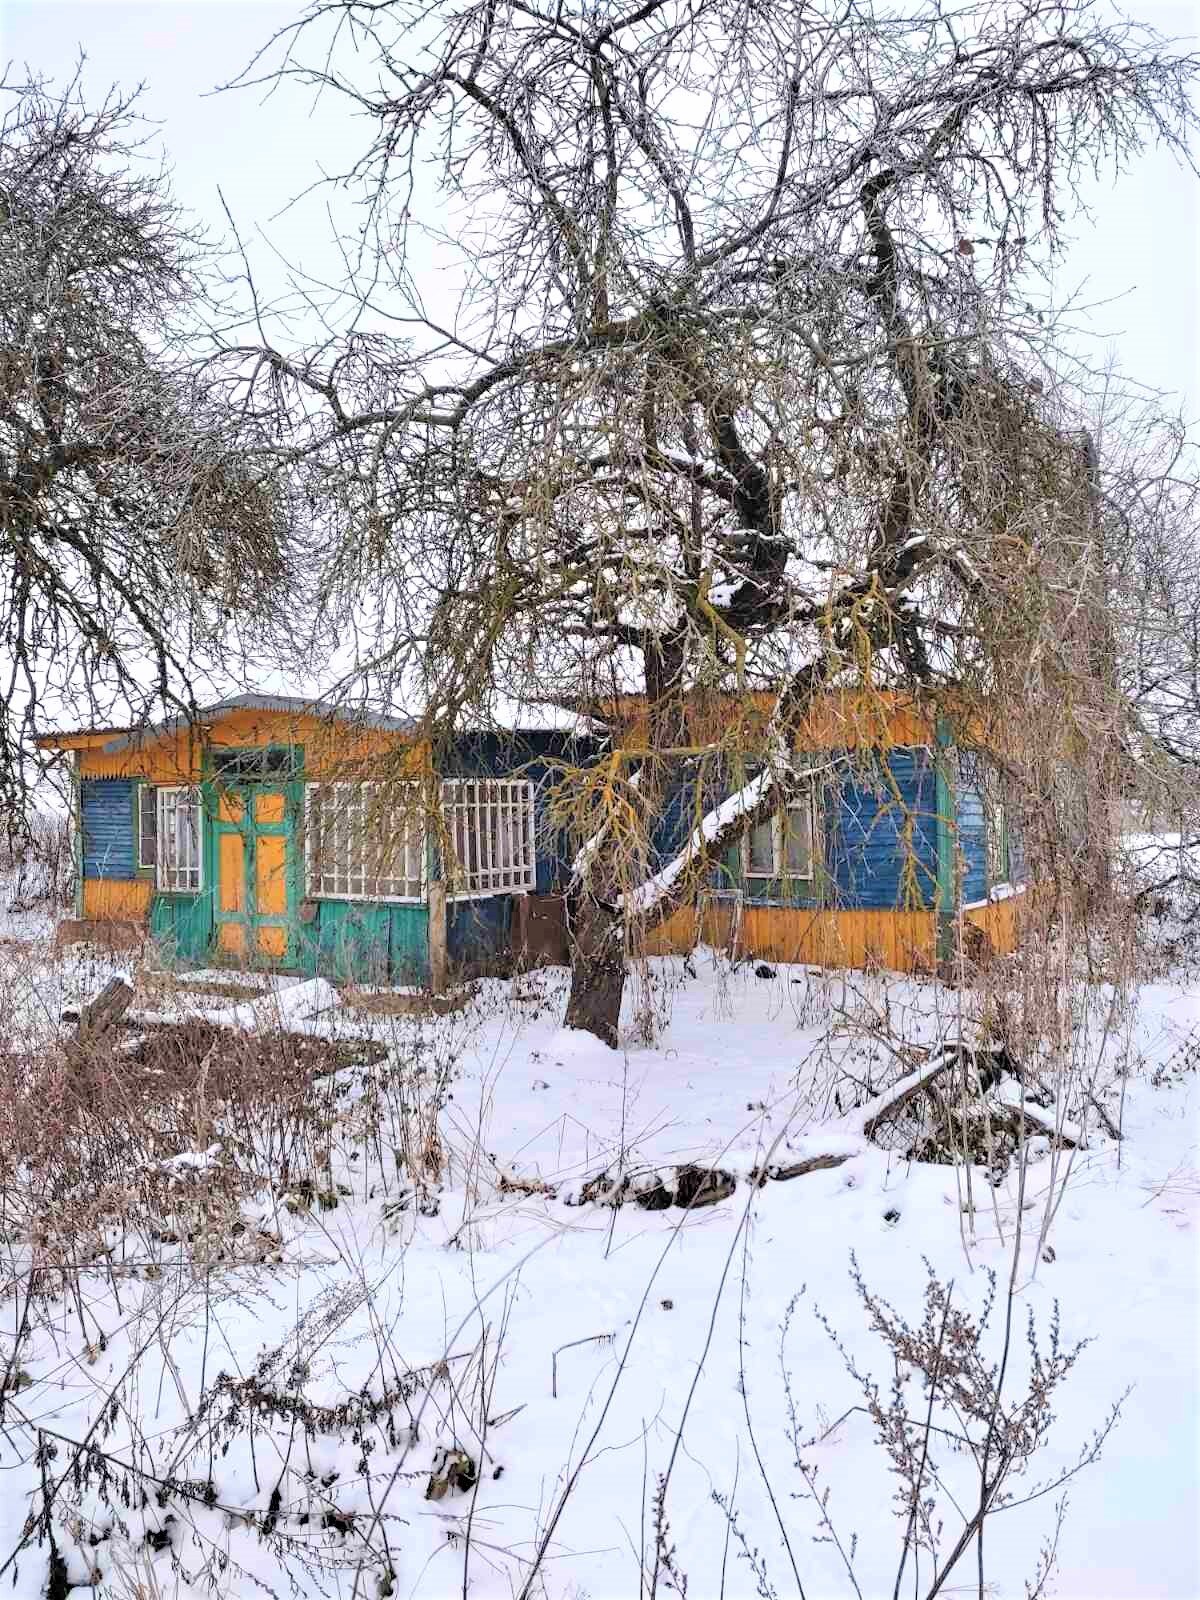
[996,791,1011,887]
[733,876,827,909]
[133,781,157,880]
[934,717,956,961]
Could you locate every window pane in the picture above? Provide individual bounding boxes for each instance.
[157,788,202,892]
[139,788,157,870]
[747,817,775,875]
[986,795,1006,882]
[784,799,813,876]
[440,780,536,897]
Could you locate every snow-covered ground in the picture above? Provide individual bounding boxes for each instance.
[0,932,1195,1600]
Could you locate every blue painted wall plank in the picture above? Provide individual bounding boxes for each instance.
[447,895,512,968]
[955,778,988,904]
[651,749,939,911]
[827,750,939,910]
[81,779,135,880]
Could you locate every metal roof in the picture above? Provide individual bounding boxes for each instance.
[99,694,420,753]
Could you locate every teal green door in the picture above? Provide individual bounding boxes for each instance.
[213,786,297,964]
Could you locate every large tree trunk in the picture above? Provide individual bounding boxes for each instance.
[563,899,626,1049]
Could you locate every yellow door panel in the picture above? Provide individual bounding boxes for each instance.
[218,791,245,824]
[219,833,245,913]
[256,791,286,825]
[218,920,246,955]
[257,924,288,959]
[256,833,288,917]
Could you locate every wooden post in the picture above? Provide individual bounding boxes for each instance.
[934,716,957,966]
[428,881,447,995]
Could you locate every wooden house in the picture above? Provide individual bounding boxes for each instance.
[38,695,599,984]
[40,686,1028,983]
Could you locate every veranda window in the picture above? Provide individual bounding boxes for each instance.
[984,777,1008,884]
[138,785,158,871]
[441,779,536,897]
[959,750,1012,888]
[156,788,203,893]
[305,782,425,902]
[743,792,816,881]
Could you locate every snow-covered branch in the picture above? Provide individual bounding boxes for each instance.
[619,755,841,917]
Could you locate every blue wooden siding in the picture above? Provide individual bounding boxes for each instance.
[826,749,939,909]
[955,776,988,904]
[653,749,940,911]
[81,779,135,879]
[649,779,689,871]
[649,761,728,871]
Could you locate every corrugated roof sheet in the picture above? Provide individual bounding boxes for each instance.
[98,694,420,753]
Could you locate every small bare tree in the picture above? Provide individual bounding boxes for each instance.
[221,0,1198,1041]
[1109,404,1200,913]
[0,71,287,822]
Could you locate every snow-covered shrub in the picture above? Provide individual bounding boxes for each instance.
[0,810,73,912]
[1125,833,1200,976]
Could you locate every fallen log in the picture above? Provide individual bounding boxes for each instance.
[858,1046,962,1140]
[753,1152,852,1185]
[857,1044,1022,1141]
[574,1153,852,1211]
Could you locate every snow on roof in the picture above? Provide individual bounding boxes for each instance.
[42,691,602,754]
[464,697,605,736]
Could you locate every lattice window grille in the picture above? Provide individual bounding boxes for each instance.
[305,782,425,903]
[157,787,203,893]
[441,778,536,898]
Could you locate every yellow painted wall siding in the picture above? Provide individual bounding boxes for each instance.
[604,689,935,754]
[642,906,702,956]
[75,709,427,782]
[646,901,938,973]
[82,879,153,920]
[964,893,1026,955]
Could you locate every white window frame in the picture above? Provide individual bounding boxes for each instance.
[137,784,157,871]
[984,782,1008,886]
[742,791,817,882]
[441,778,536,900]
[156,786,203,894]
[304,781,426,904]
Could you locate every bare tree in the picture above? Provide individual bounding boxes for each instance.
[0,72,287,821]
[222,0,1198,1042]
[1104,401,1200,916]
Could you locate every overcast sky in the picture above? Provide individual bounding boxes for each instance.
[2,0,1196,737]
[5,0,1198,420]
